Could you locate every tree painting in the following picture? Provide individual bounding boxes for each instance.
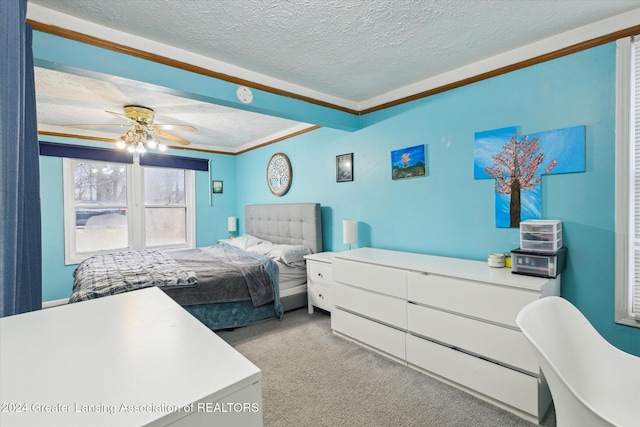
[484,135,557,227]
[474,126,585,228]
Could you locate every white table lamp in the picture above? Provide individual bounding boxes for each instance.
[343,219,357,250]
[228,216,237,239]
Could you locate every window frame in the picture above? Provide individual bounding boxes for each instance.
[63,157,195,265]
[615,36,640,328]
[139,164,195,250]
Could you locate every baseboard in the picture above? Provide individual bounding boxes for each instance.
[42,298,68,309]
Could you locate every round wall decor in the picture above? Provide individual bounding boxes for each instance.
[266,153,292,196]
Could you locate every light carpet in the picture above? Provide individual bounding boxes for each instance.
[217,308,556,427]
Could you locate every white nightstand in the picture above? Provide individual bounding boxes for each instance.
[304,252,335,314]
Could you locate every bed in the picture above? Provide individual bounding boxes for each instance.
[69,203,323,330]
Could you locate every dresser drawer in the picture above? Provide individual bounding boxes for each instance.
[333,282,407,329]
[407,304,538,375]
[308,281,332,312]
[407,272,539,327]
[308,261,333,286]
[406,335,540,417]
[334,258,407,298]
[332,309,406,361]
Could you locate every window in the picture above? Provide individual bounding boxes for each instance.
[143,166,189,247]
[63,157,194,264]
[615,36,640,327]
[69,160,129,254]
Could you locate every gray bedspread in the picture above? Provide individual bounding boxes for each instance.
[164,245,277,307]
[70,245,278,308]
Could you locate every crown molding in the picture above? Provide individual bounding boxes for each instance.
[359,9,640,113]
[28,4,640,136]
[37,125,322,155]
[27,4,359,115]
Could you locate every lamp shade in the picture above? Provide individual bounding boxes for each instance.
[343,219,357,245]
[227,216,237,233]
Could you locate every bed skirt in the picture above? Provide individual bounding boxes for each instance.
[182,286,307,331]
[184,300,280,331]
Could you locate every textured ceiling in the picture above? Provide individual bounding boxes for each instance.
[34,67,309,152]
[27,0,640,152]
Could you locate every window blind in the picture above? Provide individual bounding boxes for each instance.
[633,37,640,318]
[39,141,134,164]
[39,141,209,171]
[139,152,209,171]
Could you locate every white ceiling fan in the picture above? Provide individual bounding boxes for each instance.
[65,105,197,153]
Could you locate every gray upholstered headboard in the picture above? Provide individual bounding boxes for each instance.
[244,203,323,253]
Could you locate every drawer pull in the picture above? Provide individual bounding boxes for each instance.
[317,273,324,278]
[318,293,324,300]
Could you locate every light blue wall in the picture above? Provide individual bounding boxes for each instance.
[236,43,639,357]
[35,32,638,356]
[39,136,237,301]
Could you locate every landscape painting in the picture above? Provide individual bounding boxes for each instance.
[212,180,223,194]
[336,153,354,182]
[391,144,427,180]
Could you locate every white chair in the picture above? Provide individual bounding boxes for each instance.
[516,296,640,427]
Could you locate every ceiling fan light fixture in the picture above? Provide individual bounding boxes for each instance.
[123,129,137,143]
[66,105,194,153]
[117,128,161,154]
[146,135,157,149]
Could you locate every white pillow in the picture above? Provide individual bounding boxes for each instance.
[267,244,312,266]
[246,240,276,255]
[245,241,312,266]
[226,234,263,250]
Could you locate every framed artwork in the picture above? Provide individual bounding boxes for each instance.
[336,153,354,182]
[212,180,223,194]
[266,152,292,196]
[391,144,426,180]
[474,125,585,227]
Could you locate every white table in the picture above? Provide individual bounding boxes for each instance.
[0,287,262,426]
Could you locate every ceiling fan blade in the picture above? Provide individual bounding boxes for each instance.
[150,124,197,132]
[152,130,192,146]
[106,110,137,124]
[64,123,130,128]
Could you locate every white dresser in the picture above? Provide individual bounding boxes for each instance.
[0,287,262,427]
[331,248,560,424]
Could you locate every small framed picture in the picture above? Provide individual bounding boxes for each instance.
[336,153,354,182]
[391,144,426,180]
[212,180,223,194]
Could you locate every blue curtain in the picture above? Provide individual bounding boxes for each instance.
[0,0,42,317]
